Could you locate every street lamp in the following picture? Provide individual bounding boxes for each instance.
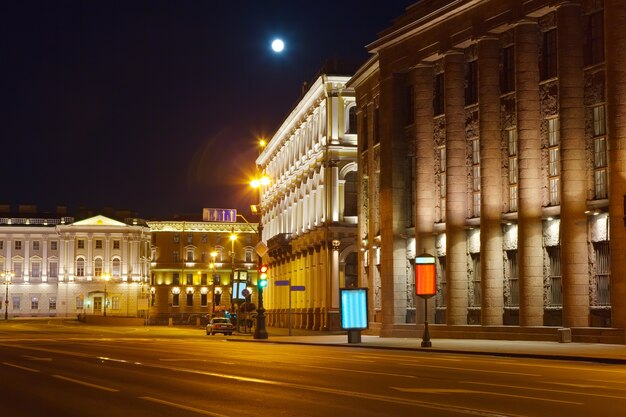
[250,175,270,340]
[230,232,238,322]
[1,270,14,320]
[103,274,110,317]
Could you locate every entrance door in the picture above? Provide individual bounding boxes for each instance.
[93,297,103,315]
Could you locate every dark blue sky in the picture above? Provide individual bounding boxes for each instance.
[1,0,412,219]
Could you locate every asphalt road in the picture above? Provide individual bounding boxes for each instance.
[0,320,625,417]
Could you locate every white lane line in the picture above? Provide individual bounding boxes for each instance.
[544,381,626,392]
[299,364,417,379]
[399,363,540,377]
[392,387,582,405]
[2,362,40,373]
[23,355,52,361]
[464,381,626,401]
[140,397,231,417]
[52,375,119,392]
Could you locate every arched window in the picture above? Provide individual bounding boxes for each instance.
[76,258,85,277]
[344,171,358,217]
[346,105,357,134]
[112,258,121,277]
[94,258,103,277]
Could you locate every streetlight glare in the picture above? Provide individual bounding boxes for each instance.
[230,233,237,241]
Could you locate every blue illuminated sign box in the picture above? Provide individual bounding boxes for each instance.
[340,288,368,330]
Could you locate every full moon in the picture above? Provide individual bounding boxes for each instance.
[271,38,285,53]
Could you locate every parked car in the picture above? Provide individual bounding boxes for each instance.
[206,317,235,335]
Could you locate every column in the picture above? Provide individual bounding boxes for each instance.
[444,51,469,325]
[24,237,30,282]
[478,37,504,325]
[605,0,626,330]
[42,236,48,282]
[516,21,544,326]
[558,2,588,327]
[87,235,93,278]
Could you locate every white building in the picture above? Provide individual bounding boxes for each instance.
[0,213,150,318]
[256,73,359,330]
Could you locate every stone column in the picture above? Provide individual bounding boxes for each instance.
[516,21,544,326]
[478,37,504,325]
[605,0,626,331]
[379,72,410,333]
[414,63,437,323]
[444,51,469,325]
[558,2,588,327]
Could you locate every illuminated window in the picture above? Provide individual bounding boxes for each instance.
[593,105,608,199]
[31,296,39,310]
[508,128,518,212]
[547,118,560,206]
[94,258,102,277]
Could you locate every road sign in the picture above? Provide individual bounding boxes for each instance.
[274,280,290,286]
[241,288,251,298]
[290,285,305,291]
[255,241,268,257]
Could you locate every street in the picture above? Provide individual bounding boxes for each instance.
[0,320,624,417]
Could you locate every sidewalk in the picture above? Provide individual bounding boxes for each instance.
[230,327,626,364]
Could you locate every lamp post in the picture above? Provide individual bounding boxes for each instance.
[2,270,14,320]
[229,232,237,324]
[103,274,110,317]
[250,174,270,340]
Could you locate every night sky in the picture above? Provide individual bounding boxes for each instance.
[1,0,412,219]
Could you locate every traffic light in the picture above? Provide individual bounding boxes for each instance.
[258,264,269,288]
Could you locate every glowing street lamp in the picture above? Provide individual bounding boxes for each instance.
[2,270,14,320]
[250,175,271,340]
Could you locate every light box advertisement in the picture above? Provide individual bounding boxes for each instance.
[340,288,368,330]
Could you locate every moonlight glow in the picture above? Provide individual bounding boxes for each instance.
[271,38,285,53]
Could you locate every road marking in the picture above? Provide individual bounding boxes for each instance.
[399,363,540,377]
[392,387,582,405]
[52,375,119,392]
[140,397,231,417]
[23,355,52,361]
[2,362,40,373]
[590,379,626,386]
[299,364,417,379]
[464,381,626,400]
[544,381,626,392]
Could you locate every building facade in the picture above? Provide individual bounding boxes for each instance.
[256,74,359,331]
[0,211,151,318]
[350,0,625,341]
[147,217,259,325]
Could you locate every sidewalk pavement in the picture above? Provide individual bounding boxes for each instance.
[230,327,626,364]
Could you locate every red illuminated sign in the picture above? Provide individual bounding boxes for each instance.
[415,253,436,297]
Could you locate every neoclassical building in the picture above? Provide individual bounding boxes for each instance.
[350,0,625,342]
[256,73,359,331]
[147,216,259,325]
[0,209,151,318]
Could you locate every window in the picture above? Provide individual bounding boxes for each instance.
[76,258,85,277]
[245,249,253,263]
[593,105,608,199]
[112,258,121,277]
[407,156,416,227]
[186,250,194,262]
[94,258,103,277]
[76,296,84,309]
[113,240,120,250]
[77,240,84,249]
[344,171,358,217]
[31,296,39,310]
[172,293,180,307]
[31,261,41,278]
[50,241,58,251]
[373,107,380,145]
[595,241,610,306]
[173,273,180,285]
[32,241,40,251]
[49,297,57,310]
[548,118,560,206]
[507,250,519,307]
[13,262,23,279]
[201,293,208,307]
[95,240,102,249]
[49,261,58,278]
[405,84,414,125]
[548,247,562,306]
[508,129,518,212]
[186,273,193,285]
[347,105,357,134]
[201,273,207,285]
[437,256,446,307]
[173,251,180,263]
[12,296,20,310]
[471,139,480,217]
[500,46,515,94]
[201,234,208,243]
[438,147,446,222]
[465,60,478,105]
[434,73,445,116]
[586,11,604,66]
[471,254,481,306]
[541,29,557,80]
[186,293,193,306]
[111,296,120,310]
[15,241,22,250]
[173,234,180,243]
[0,241,3,250]
[187,234,193,244]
